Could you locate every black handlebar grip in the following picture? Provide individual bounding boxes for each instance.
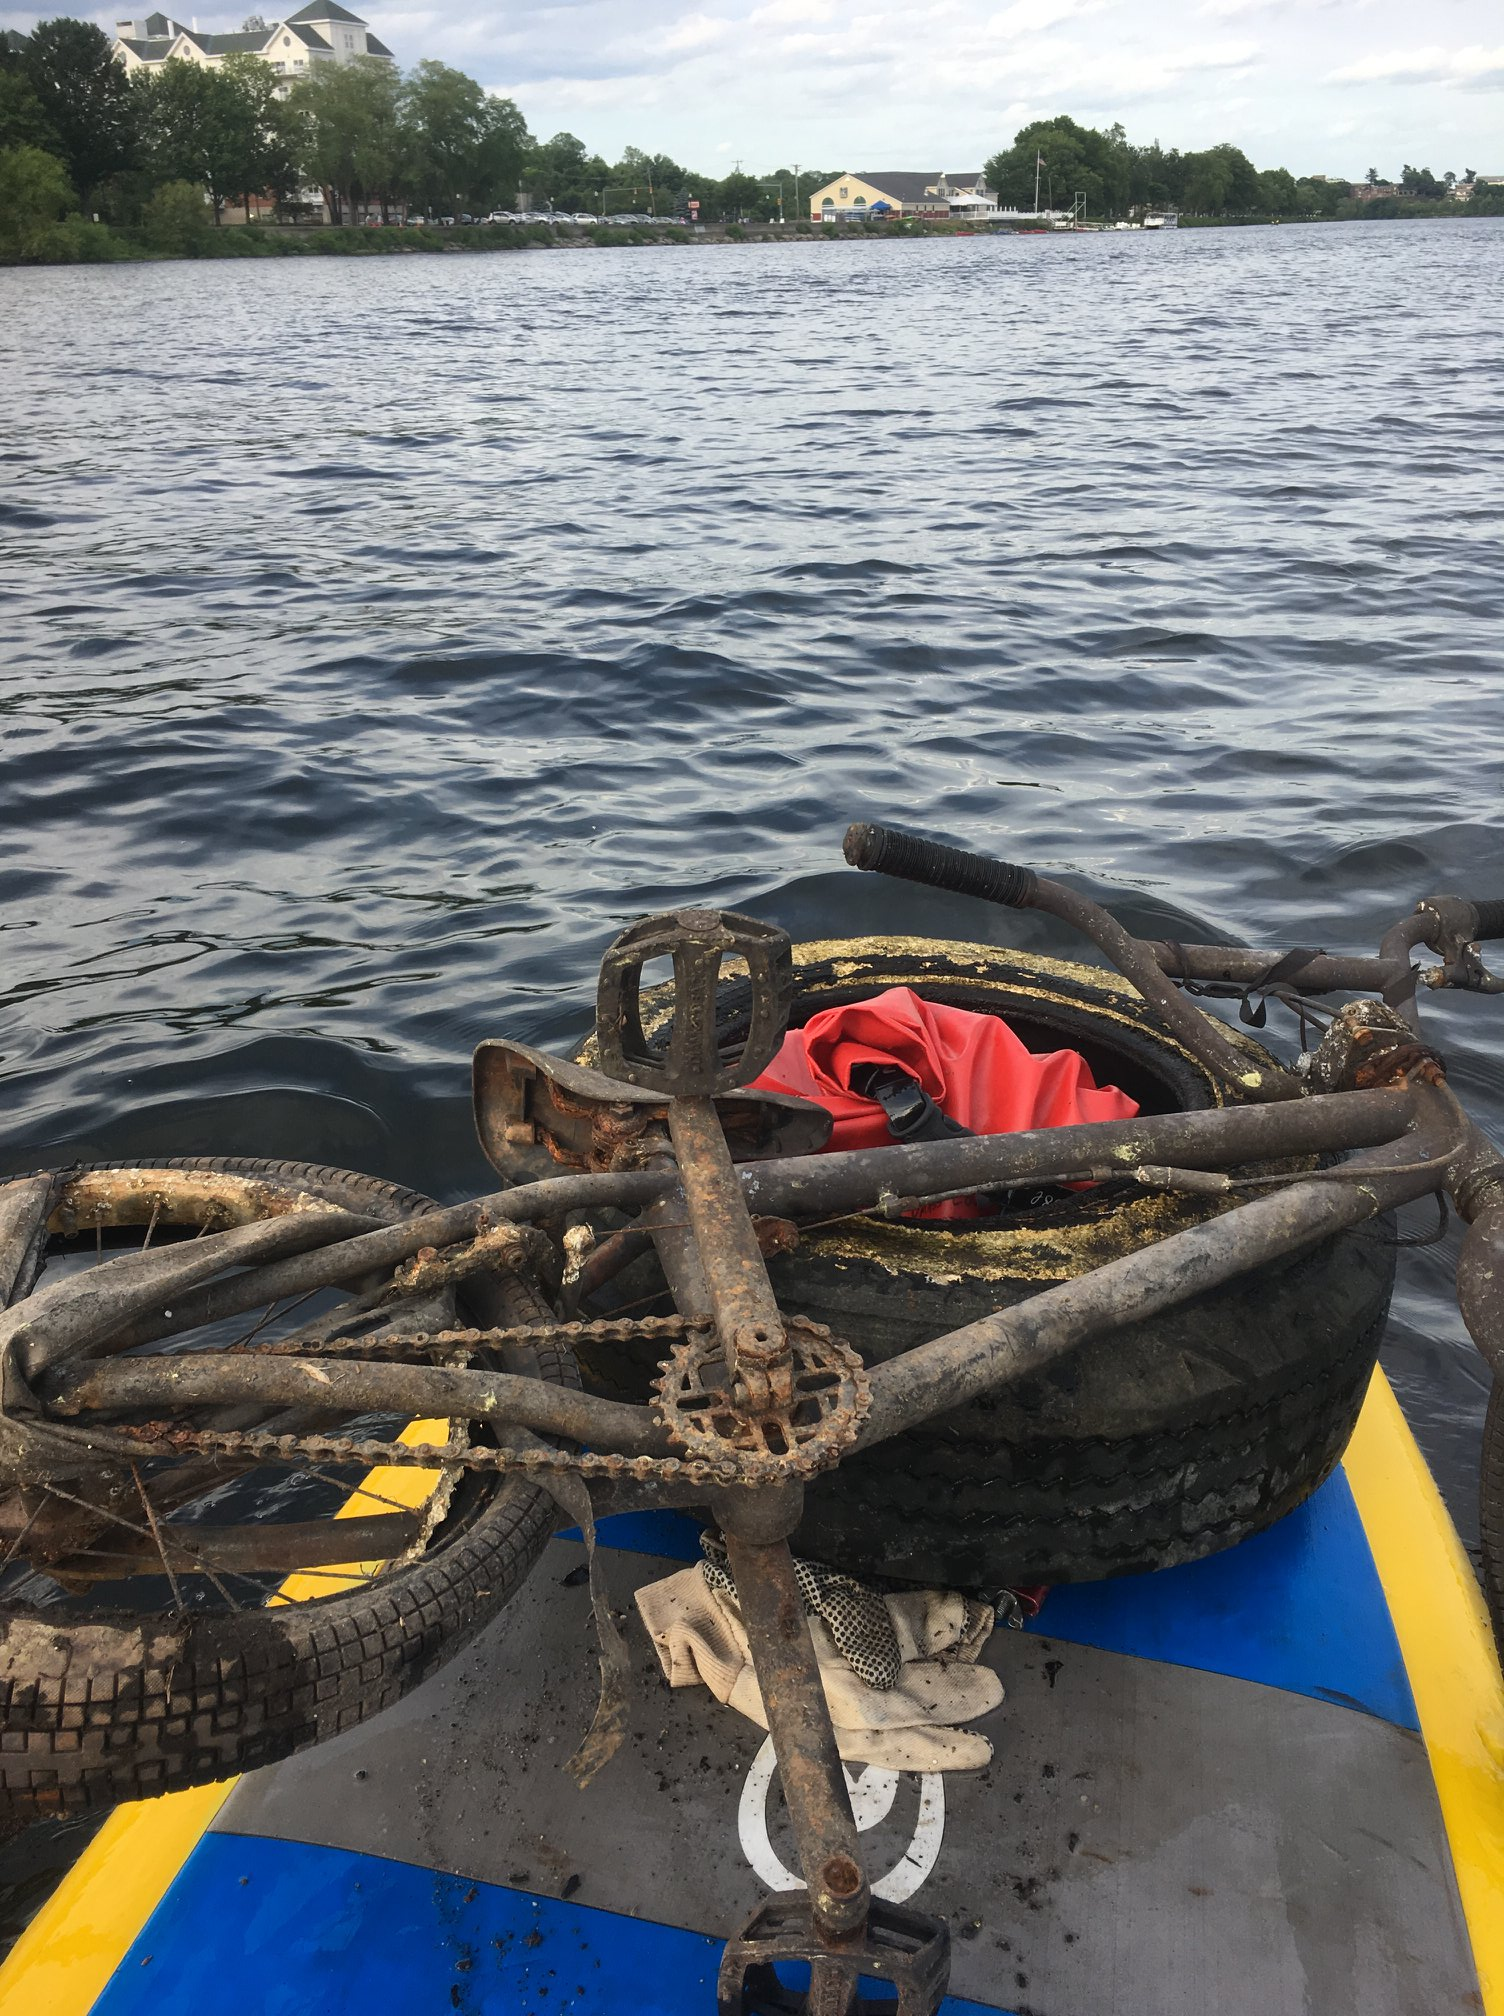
[1468,899,1504,941]
[843,823,1040,910]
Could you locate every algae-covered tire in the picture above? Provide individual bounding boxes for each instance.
[0,1158,571,1823]
[587,938,1396,1588]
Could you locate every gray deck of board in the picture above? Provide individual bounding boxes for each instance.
[220,1538,1480,2014]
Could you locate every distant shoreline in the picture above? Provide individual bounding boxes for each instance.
[3,210,1491,270]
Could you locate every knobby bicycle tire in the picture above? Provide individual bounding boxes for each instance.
[0,1156,572,1822]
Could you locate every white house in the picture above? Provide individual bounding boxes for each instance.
[113,5,393,93]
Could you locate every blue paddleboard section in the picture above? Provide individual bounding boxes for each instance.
[90,1833,1013,2016]
[1024,1468,1418,1727]
[570,1472,1418,1730]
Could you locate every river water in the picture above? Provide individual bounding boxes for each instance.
[2,220,1501,1547]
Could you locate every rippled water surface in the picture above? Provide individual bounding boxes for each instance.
[3,220,1502,1535]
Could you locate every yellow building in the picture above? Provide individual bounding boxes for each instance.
[807,171,995,220]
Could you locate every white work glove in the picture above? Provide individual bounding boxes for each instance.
[634,1565,1003,1772]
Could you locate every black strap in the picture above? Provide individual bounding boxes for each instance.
[1165,944,1328,1044]
[849,1064,975,1145]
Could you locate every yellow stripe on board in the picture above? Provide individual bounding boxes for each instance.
[1344,1369,1504,2015]
[0,1420,452,2016]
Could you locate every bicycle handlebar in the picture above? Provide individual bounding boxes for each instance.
[843,823,1039,910]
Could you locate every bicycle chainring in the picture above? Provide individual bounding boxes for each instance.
[654,1316,869,1480]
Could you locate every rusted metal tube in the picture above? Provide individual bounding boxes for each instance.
[669,1097,790,1401]
[1029,879,1302,1101]
[11,1208,382,1378]
[1438,1099,1504,1225]
[38,1510,427,1577]
[1378,914,1434,1030]
[1458,1206,1504,1378]
[857,1094,1461,1449]
[722,1530,870,1940]
[80,1171,677,1361]
[742,1087,1420,1222]
[842,825,1300,1101]
[1145,942,1403,996]
[40,1353,672,1456]
[0,1177,53,1309]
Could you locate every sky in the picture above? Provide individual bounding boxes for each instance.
[22,0,1504,178]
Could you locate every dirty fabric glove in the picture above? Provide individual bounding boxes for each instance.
[699,1530,904,1688]
[635,1549,1002,1773]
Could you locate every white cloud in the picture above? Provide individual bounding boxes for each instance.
[11,0,1496,178]
[983,0,1103,34]
[661,11,735,50]
[1328,43,1504,89]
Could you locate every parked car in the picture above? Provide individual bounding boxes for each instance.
[487,211,518,224]
[571,213,599,225]
[403,215,428,227]
[436,214,456,227]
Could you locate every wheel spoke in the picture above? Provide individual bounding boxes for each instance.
[130,1462,184,1611]
[0,1496,49,1573]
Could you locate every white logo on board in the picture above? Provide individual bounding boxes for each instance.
[737,1737,945,1902]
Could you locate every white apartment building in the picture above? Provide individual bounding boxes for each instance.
[113,4,393,92]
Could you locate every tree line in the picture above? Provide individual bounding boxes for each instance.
[0,16,835,256]
[2,20,1500,262]
[985,114,1504,221]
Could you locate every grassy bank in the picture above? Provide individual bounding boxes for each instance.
[3,205,1492,266]
[0,212,979,264]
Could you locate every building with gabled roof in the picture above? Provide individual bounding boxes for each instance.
[807,171,997,220]
[112,6,393,92]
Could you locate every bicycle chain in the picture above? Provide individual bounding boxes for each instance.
[232,1313,710,1360]
[115,1312,783,1490]
[115,1422,751,1488]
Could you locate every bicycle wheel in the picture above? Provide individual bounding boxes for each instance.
[0,1157,572,1822]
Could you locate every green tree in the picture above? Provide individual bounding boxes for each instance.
[709,169,765,222]
[1254,165,1296,214]
[1469,180,1504,215]
[1181,143,1259,215]
[219,53,298,216]
[137,55,293,224]
[0,62,59,155]
[287,58,365,222]
[403,61,529,214]
[523,129,610,212]
[1399,163,1444,200]
[985,115,1129,218]
[137,59,234,222]
[1365,166,1379,186]
[287,52,406,221]
[0,139,74,258]
[1294,174,1346,219]
[142,174,211,251]
[1127,139,1182,209]
[609,143,667,212]
[22,18,138,206]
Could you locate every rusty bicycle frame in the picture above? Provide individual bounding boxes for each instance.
[5,821,1504,2015]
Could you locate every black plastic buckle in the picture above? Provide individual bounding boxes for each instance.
[850,1065,972,1146]
[717,1895,950,2016]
